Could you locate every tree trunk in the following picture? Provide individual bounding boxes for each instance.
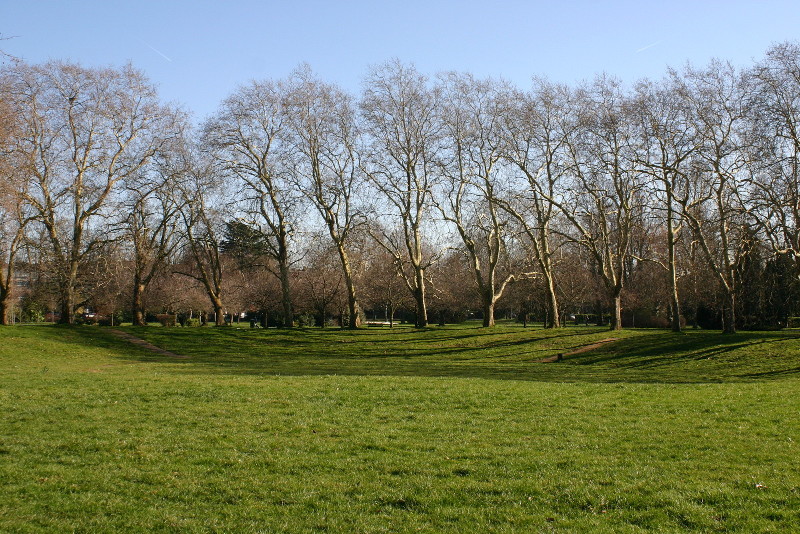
[341,254,360,329]
[1,258,15,325]
[543,271,560,328]
[482,298,496,327]
[668,266,682,332]
[722,290,736,334]
[610,291,623,331]
[278,259,294,328]
[60,283,76,324]
[132,281,146,326]
[347,294,361,329]
[0,290,9,326]
[414,278,428,328]
[666,199,682,333]
[537,227,561,329]
[212,297,225,326]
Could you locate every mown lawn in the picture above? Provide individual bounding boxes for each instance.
[1,323,799,532]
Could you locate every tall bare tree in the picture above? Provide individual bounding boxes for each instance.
[0,188,31,326]
[0,84,32,325]
[676,61,750,334]
[747,42,800,279]
[123,148,185,326]
[283,67,365,328]
[630,75,698,332]
[174,152,228,326]
[498,79,576,328]
[4,61,182,323]
[203,79,297,327]
[552,76,644,330]
[361,61,442,328]
[436,73,526,327]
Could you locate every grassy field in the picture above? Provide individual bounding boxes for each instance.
[1,323,799,532]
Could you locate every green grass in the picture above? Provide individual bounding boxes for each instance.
[1,324,799,532]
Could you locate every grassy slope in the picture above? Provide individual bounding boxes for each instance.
[1,324,799,532]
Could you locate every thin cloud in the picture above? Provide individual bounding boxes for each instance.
[141,40,172,62]
[636,41,661,54]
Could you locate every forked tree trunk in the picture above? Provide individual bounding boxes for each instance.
[543,270,560,329]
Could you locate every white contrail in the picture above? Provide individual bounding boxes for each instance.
[141,40,173,62]
[636,41,661,53]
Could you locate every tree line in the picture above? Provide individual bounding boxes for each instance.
[2,43,800,333]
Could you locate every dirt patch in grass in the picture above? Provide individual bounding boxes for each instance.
[108,329,189,359]
[538,338,619,363]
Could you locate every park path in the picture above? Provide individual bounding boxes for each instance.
[108,329,189,359]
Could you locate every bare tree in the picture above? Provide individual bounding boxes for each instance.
[283,67,365,328]
[436,73,527,327]
[203,79,297,327]
[630,75,698,331]
[4,61,182,323]
[174,153,228,326]
[551,76,645,330]
[360,60,442,328]
[747,42,800,279]
[0,85,33,324]
[676,61,750,334]
[498,79,576,328]
[0,189,31,325]
[123,147,185,326]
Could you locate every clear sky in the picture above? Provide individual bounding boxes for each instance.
[3,0,800,123]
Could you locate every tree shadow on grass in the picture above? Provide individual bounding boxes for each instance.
[564,331,800,381]
[34,325,800,385]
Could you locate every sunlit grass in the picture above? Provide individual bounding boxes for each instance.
[1,324,799,532]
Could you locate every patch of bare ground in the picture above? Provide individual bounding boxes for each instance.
[538,338,619,363]
[108,329,188,359]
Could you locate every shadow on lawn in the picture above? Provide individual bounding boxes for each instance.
[570,332,796,365]
[33,325,800,385]
[120,326,800,384]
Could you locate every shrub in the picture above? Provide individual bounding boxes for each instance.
[298,313,316,327]
[185,318,201,327]
[156,314,176,327]
[24,308,45,323]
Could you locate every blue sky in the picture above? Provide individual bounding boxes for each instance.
[3,1,800,122]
